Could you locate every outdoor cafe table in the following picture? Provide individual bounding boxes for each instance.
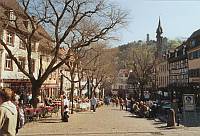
[53,101,62,106]
[24,107,43,114]
[24,107,43,121]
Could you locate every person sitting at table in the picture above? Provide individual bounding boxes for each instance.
[44,97,54,106]
[62,105,69,122]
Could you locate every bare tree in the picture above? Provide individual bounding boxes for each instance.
[0,0,127,107]
[61,48,88,114]
[82,43,118,98]
[127,44,156,100]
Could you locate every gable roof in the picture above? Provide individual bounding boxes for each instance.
[0,0,54,53]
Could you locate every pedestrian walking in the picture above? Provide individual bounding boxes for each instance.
[130,97,134,113]
[124,98,128,111]
[111,98,115,107]
[17,103,25,129]
[115,97,119,107]
[90,96,97,112]
[119,98,124,110]
[0,88,18,136]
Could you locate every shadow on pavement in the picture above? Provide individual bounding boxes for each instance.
[181,122,200,127]
[153,122,165,125]
[111,108,121,111]
[76,112,94,114]
[18,131,164,136]
[38,121,62,124]
[156,125,178,130]
[37,118,63,124]
[123,115,140,118]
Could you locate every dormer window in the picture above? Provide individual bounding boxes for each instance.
[9,10,16,21]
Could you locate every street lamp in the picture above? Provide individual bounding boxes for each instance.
[87,76,91,99]
[137,82,140,100]
[0,48,3,89]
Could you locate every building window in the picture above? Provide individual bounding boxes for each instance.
[189,69,200,77]
[9,10,16,21]
[5,54,13,71]
[6,31,14,46]
[19,40,26,49]
[18,57,26,71]
[119,85,123,89]
[31,59,35,72]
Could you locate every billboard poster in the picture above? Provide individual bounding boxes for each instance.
[183,94,195,111]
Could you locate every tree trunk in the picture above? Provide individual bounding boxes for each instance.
[31,81,42,108]
[140,85,145,101]
[93,87,97,98]
[78,77,82,98]
[80,89,82,98]
[70,82,75,114]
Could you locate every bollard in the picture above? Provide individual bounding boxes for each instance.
[167,109,176,127]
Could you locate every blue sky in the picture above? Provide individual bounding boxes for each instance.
[109,0,200,46]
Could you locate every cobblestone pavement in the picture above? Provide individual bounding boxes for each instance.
[17,106,200,136]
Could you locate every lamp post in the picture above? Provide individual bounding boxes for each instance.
[87,76,91,99]
[60,74,64,119]
[0,48,3,89]
[138,82,140,100]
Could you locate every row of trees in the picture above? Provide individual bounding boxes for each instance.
[107,41,156,100]
[0,0,127,107]
[61,43,118,113]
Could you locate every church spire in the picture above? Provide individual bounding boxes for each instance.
[156,17,163,58]
[156,17,163,36]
